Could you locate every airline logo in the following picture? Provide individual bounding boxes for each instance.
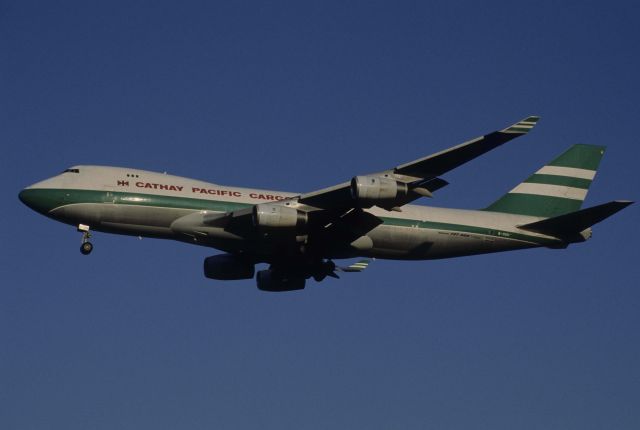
[115,179,289,201]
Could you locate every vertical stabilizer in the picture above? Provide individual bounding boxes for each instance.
[484,144,605,218]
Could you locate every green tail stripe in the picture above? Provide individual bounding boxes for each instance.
[524,174,592,189]
[548,144,605,170]
[483,144,605,217]
[485,194,583,218]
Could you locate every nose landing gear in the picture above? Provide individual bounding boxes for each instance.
[78,224,93,255]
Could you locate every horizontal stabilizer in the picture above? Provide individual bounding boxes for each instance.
[518,200,633,238]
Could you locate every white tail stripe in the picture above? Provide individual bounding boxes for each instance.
[509,183,588,200]
[536,166,596,180]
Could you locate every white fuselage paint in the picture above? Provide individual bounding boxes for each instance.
[23,166,562,261]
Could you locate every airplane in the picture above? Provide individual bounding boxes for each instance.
[18,116,632,291]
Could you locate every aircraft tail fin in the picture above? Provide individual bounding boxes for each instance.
[484,144,606,217]
[517,200,633,241]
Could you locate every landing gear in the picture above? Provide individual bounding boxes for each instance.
[312,260,338,282]
[77,224,93,255]
[80,241,93,255]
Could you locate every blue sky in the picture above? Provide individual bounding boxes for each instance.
[2,1,639,428]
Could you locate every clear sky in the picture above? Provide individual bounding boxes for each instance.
[2,1,639,429]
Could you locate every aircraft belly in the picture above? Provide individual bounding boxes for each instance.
[50,203,193,237]
[367,225,434,259]
[366,224,536,260]
[46,201,542,259]
[422,232,508,259]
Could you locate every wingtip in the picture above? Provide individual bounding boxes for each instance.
[501,115,541,134]
[613,200,634,206]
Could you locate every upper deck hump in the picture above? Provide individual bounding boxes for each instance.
[65,165,298,202]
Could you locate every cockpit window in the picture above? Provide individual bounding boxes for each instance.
[62,168,80,173]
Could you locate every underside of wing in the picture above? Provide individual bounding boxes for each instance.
[298,116,539,211]
[170,116,540,264]
[394,116,540,179]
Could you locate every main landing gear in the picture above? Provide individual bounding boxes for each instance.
[78,224,93,255]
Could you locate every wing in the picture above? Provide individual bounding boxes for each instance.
[298,116,540,210]
[171,116,540,259]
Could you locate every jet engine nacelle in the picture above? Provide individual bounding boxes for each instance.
[256,269,305,292]
[350,175,408,208]
[203,254,255,280]
[253,203,307,230]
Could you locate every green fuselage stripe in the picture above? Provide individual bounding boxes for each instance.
[378,216,554,245]
[26,188,557,246]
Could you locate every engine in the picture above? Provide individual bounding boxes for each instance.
[256,269,305,292]
[203,254,255,280]
[253,203,307,230]
[350,175,408,208]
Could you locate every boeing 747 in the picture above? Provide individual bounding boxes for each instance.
[19,117,632,291]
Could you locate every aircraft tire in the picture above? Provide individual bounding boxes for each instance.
[80,242,93,255]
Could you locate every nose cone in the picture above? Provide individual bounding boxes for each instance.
[18,187,62,215]
[19,188,34,207]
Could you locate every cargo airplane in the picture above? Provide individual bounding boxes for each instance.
[19,116,632,291]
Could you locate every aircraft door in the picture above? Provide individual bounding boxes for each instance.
[103,186,117,204]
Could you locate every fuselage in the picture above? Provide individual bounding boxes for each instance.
[19,166,562,262]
